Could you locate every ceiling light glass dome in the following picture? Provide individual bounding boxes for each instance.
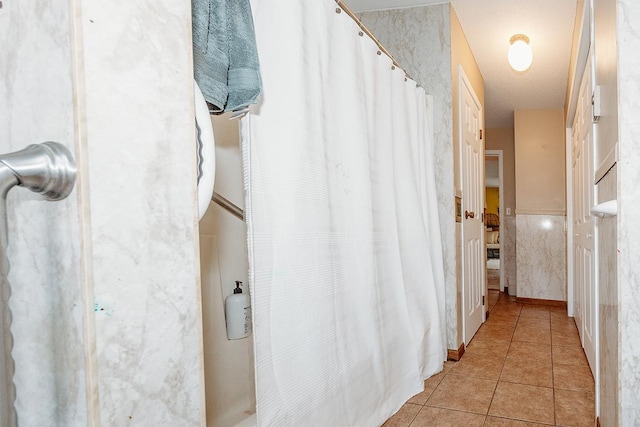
[508,34,533,72]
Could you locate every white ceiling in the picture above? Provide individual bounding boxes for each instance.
[346,0,578,128]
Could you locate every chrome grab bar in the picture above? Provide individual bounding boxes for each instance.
[0,142,76,427]
[212,191,244,221]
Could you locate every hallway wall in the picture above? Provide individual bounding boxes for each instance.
[514,109,567,301]
[515,110,566,214]
[451,6,486,347]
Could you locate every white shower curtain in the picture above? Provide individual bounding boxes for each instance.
[242,1,446,425]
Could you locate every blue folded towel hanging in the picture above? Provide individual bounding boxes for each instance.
[192,0,262,112]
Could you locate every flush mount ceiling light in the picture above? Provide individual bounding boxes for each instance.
[508,34,532,72]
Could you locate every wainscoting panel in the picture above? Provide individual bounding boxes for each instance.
[516,214,566,301]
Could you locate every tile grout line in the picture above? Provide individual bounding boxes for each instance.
[405,404,420,427]
[550,311,557,426]
[484,292,520,423]
[517,305,556,426]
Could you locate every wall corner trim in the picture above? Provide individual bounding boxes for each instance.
[515,297,567,308]
[447,343,465,361]
[515,209,567,216]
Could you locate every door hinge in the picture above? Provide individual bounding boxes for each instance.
[479,129,483,139]
[482,295,485,305]
[593,86,601,122]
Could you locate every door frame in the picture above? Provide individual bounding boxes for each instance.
[565,0,592,320]
[566,127,574,317]
[485,150,504,292]
[568,45,599,405]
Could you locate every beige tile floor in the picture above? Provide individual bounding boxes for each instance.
[383,291,595,427]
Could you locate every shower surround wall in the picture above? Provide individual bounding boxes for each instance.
[360,4,484,351]
[0,2,86,424]
[612,0,640,423]
[199,115,256,427]
[597,166,617,425]
[0,0,205,424]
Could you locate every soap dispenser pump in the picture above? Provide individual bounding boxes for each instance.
[224,281,252,340]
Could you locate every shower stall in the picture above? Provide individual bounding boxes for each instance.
[2,0,446,425]
[199,115,256,426]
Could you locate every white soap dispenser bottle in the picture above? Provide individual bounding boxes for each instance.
[225,281,251,340]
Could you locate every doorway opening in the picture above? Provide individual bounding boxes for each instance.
[485,150,504,311]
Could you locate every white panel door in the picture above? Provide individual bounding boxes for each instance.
[571,52,597,374]
[460,67,484,345]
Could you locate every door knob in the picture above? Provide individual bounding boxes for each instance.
[465,210,475,219]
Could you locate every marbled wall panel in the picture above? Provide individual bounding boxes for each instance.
[0,1,87,424]
[78,0,205,424]
[360,5,458,348]
[597,165,617,427]
[516,215,566,301]
[503,216,517,296]
[617,0,640,423]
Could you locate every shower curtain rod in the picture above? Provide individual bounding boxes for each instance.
[335,0,410,79]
